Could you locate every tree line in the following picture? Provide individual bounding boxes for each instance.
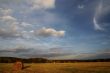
[0,57,110,63]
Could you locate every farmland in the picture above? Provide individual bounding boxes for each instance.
[0,62,110,73]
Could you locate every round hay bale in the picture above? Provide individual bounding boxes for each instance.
[13,61,23,71]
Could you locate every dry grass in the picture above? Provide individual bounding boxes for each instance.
[0,62,110,73]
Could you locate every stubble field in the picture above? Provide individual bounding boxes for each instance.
[0,62,110,73]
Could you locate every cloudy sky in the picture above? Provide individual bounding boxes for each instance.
[0,0,110,59]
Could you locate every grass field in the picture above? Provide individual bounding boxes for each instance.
[0,62,110,73]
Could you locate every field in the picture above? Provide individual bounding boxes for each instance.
[0,62,110,73]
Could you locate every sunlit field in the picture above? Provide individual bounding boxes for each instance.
[0,62,110,73]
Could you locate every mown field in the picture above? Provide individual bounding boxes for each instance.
[0,62,110,73]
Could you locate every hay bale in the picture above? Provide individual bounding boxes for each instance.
[13,61,23,71]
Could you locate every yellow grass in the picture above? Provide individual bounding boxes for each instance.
[0,62,110,73]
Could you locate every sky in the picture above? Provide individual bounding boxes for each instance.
[0,0,110,59]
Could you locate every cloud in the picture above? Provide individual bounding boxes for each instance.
[0,10,20,38]
[22,53,69,58]
[1,15,16,22]
[0,8,18,29]
[80,52,110,59]
[0,44,73,58]
[49,52,110,60]
[0,0,62,39]
[0,8,24,38]
[0,8,12,15]
[78,5,84,9]
[0,9,16,25]
[20,22,32,28]
[93,17,104,30]
[34,27,65,37]
[20,47,71,58]
[28,0,55,10]
[93,1,104,31]
[0,21,65,38]
[0,0,55,10]
[0,46,34,57]
[93,0,110,31]
[0,48,31,53]
[0,15,19,32]
[0,28,21,38]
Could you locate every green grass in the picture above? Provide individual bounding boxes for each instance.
[0,62,110,73]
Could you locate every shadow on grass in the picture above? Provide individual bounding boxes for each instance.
[22,66,31,70]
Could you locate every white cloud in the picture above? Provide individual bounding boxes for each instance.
[93,0,104,31]
[0,0,64,39]
[21,22,32,27]
[93,17,104,31]
[0,15,19,31]
[0,8,12,16]
[28,0,55,10]
[78,5,84,9]
[0,8,14,22]
[0,9,17,28]
[35,27,65,37]
[0,15,16,22]
[0,8,21,38]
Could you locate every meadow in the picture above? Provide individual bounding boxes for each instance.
[0,62,110,73]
